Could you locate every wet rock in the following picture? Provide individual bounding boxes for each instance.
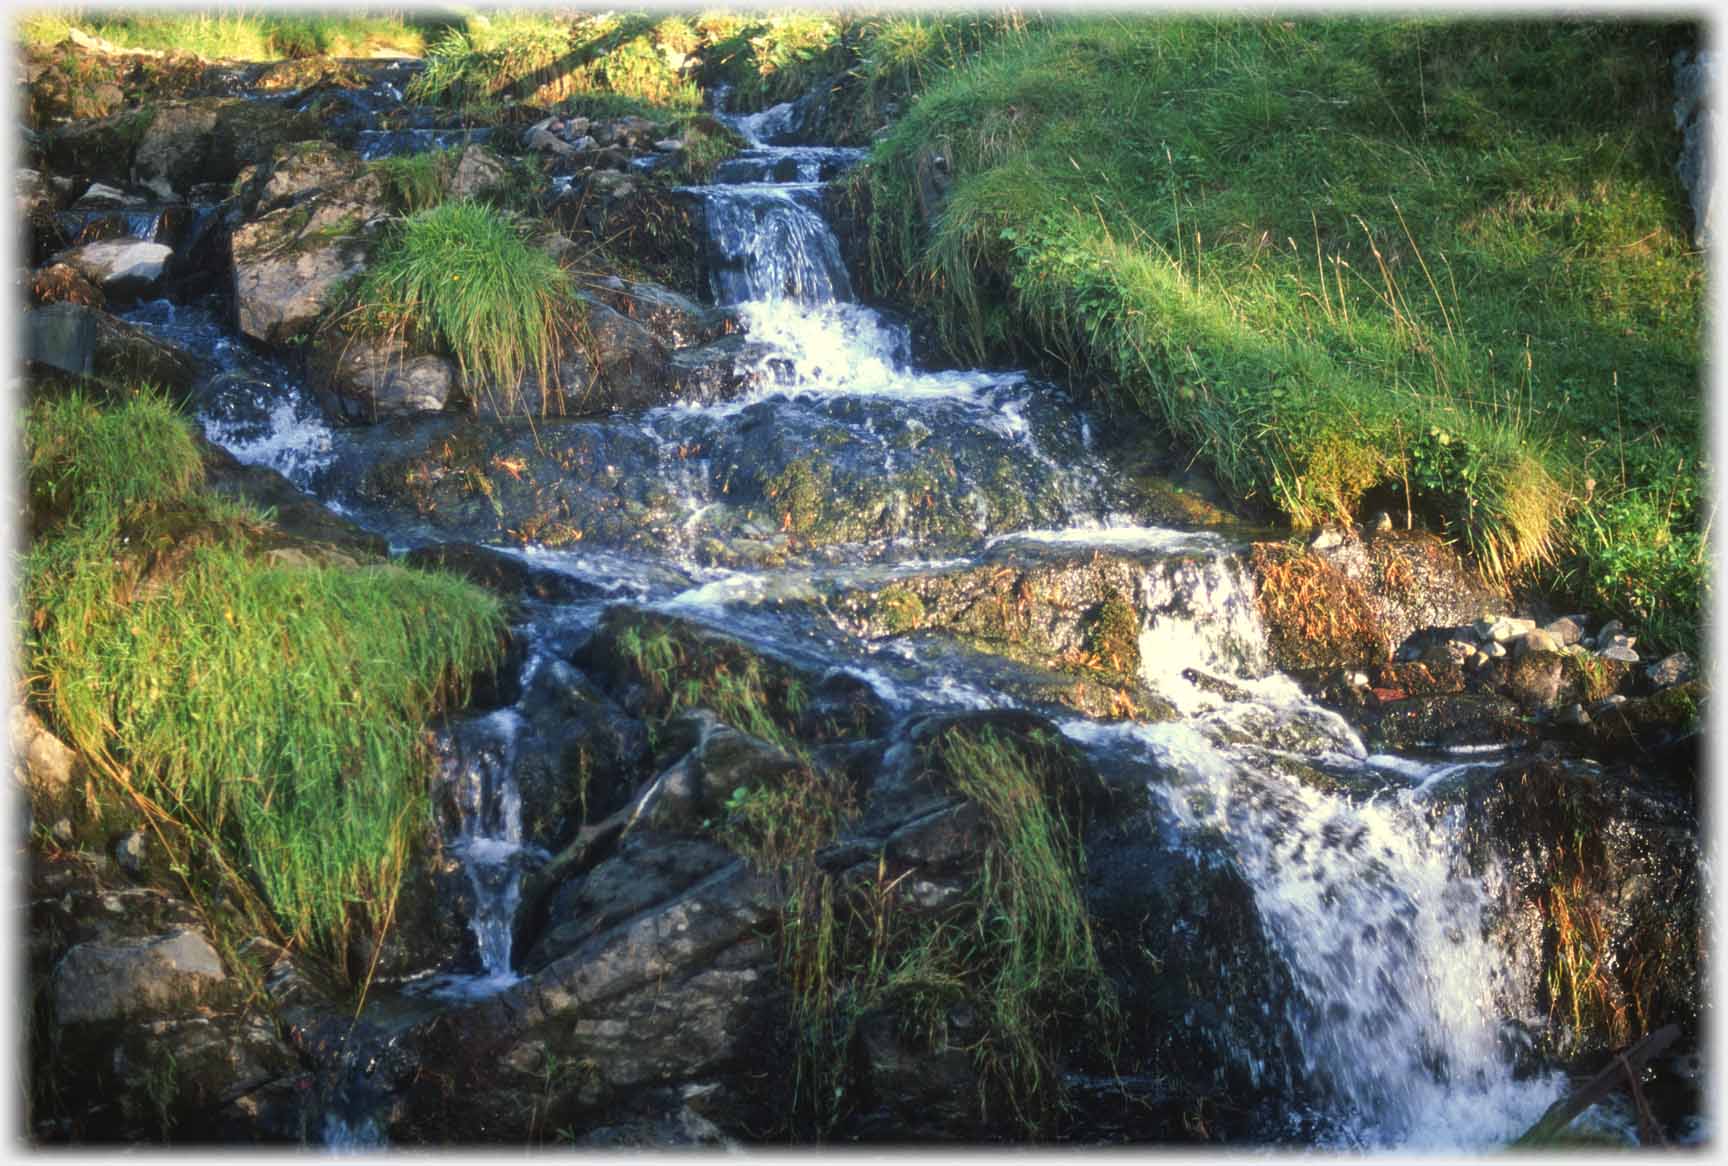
[522,831,738,970]
[198,439,388,563]
[396,860,782,1141]
[1078,811,1300,1134]
[42,108,157,185]
[134,98,325,200]
[502,658,653,849]
[668,335,778,405]
[850,1005,987,1138]
[1426,758,1701,1060]
[1647,652,1696,688]
[402,543,607,606]
[1368,692,1536,753]
[52,238,172,300]
[247,140,368,216]
[309,328,456,420]
[579,275,735,348]
[560,294,674,412]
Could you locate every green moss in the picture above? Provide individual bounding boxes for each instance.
[875,585,927,634]
[22,391,506,968]
[1082,590,1141,674]
[764,456,832,538]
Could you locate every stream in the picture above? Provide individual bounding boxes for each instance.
[108,83,1680,1151]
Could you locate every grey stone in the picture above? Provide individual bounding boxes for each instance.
[1543,616,1586,646]
[23,301,96,376]
[1597,620,1626,648]
[1515,628,1561,657]
[1555,703,1591,726]
[449,144,511,202]
[73,182,139,209]
[1476,616,1536,644]
[1600,643,1640,664]
[231,195,375,345]
[12,706,80,805]
[1309,526,1345,551]
[1487,640,1508,659]
[53,928,226,1025]
[54,239,173,298]
[314,331,455,420]
[114,831,148,877]
[1674,50,1717,248]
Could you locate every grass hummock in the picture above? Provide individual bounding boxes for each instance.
[863,16,1704,650]
[22,390,507,968]
[347,200,576,417]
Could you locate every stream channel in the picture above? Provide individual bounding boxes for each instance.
[110,82,1685,1151]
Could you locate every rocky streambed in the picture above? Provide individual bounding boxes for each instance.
[16,38,1708,1150]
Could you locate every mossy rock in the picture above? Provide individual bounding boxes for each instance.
[1249,541,1392,671]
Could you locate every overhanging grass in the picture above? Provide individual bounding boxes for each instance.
[348,200,576,416]
[22,392,506,966]
[865,17,1704,645]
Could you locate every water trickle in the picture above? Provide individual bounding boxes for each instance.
[696,184,853,306]
[420,708,531,997]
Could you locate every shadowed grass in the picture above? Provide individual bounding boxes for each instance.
[348,200,575,416]
[865,16,1703,645]
[22,391,506,967]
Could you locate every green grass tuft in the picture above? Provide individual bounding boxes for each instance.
[22,391,506,967]
[348,200,575,416]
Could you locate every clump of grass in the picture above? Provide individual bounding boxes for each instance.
[896,724,1118,1130]
[865,17,1701,642]
[367,147,460,215]
[348,200,575,416]
[407,14,571,111]
[21,391,506,967]
[670,115,745,183]
[612,617,811,750]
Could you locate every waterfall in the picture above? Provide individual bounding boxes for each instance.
[1065,548,1565,1150]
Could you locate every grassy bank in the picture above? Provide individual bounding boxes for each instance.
[22,389,506,968]
[864,17,1705,650]
[19,7,430,60]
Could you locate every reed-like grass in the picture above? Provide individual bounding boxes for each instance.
[22,391,506,966]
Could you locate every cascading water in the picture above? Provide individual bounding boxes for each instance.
[1060,548,1565,1149]
[103,71,1687,1150]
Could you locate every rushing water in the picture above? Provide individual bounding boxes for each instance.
[113,85,1652,1151]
